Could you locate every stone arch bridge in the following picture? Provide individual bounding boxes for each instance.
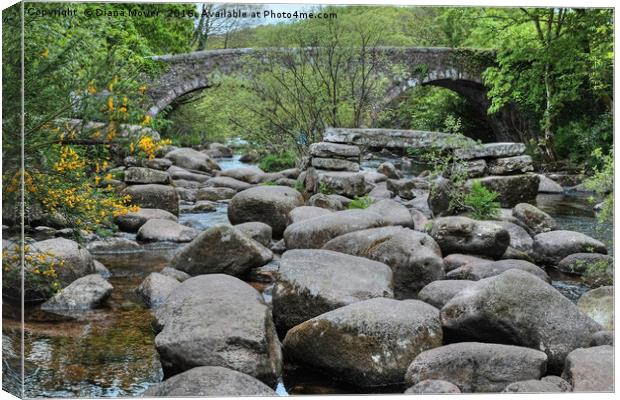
[146,47,531,143]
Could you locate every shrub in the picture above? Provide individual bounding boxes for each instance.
[407,132,480,214]
[463,181,500,220]
[347,195,375,209]
[584,146,613,223]
[259,151,297,172]
[554,113,613,169]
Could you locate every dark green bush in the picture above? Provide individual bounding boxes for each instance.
[463,181,500,220]
[554,113,613,169]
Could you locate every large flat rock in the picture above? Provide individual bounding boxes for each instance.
[143,366,276,396]
[323,226,444,299]
[272,249,393,333]
[228,186,304,237]
[562,346,613,392]
[314,170,370,198]
[455,142,526,160]
[309,142,361,158]
[440,269,602,372]
[467,175,539,208]
[168,225,272,277]
[283,209,388,249]
[323,127,467,149]
[121,184,179,216]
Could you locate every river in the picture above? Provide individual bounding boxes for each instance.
[2,155,612,397]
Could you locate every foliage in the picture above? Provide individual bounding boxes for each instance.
[463,181,501,220]
[259,151,297,173]
[215,10,395,156]
[379,86,463,130]
[294,180,305,193]
[476,8,613,161]
[193,4,264,50]
[161,77,266,146]
[2,3,186,236]
[554,113,613,168]
[347,195,375,210]
[583,258,613,288]
[584,147,613,224]
[154,6,612,168]
[209,6,458,49]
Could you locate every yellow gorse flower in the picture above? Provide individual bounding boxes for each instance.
[3,244,63,294]
[107,76,119,92]
[87,80,97,95]
[106,126,117,141]
[53,146,86,173]
[137,137,171,160]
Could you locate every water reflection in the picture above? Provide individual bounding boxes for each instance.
[536,193,613,302]
[2,249,173,397]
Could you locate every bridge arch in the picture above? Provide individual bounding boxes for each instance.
[145,47,532,143]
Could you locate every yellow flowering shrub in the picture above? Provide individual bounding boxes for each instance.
[8,73,178,233]
[2,11,177,243]
[35,145,139,230]
[2,243,64,301]
[130,136,172,160]
[4,141,141,237]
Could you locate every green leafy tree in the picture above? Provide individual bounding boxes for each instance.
[475,8,613,161]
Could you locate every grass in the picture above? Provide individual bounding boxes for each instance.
[347,195,375,209]
[259,151,297,172]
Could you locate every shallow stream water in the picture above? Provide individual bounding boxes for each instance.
[2,155,613,397]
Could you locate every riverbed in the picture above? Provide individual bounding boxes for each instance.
[2,156,613,397]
